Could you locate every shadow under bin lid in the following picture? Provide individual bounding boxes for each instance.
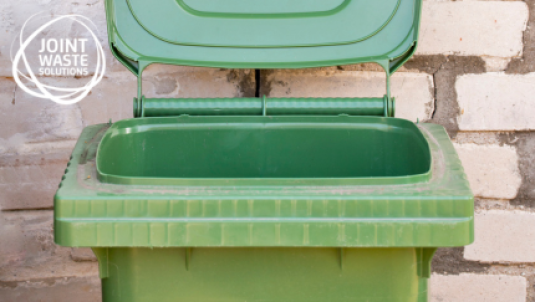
[106,0,423,72]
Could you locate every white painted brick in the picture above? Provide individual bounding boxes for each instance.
[0,77,83,155]
[0,276,101,302]
[0,211,98,281]
[1,68,249,153]
[0,153,70,210]
[78,68,251,125]
[464,210,535,263]
[454,143,521,200]
[77,72,136,125]
[482,57,511,73]
[430,273,526,302]
[418,2,528,58]
[266,70,434,122]
[0,78,17,155]
[71,248,97,262]
[0,0,124,77]
[457,73,535,131]
[0,80,82,155]
[142,65,250,99]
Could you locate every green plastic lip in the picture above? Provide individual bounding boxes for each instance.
[95,116,432,186]
[125,0,400,48]
[176,0,351,18]
[180,0,347,15]
[96,172,432,186]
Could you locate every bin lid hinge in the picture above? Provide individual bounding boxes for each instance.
[133,61,395,118]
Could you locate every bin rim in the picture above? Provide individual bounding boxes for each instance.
[54,121,474,248]
[94,115,433,186]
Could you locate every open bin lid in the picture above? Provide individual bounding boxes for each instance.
[105,0,422,74]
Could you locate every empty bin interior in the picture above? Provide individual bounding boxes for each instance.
[96,116,431,180]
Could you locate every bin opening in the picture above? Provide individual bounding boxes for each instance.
[96,116,431,184]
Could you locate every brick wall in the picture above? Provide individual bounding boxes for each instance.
[0,0,534,301]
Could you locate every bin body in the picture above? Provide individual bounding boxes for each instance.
[96,247,429,302]
[55,119,473,302]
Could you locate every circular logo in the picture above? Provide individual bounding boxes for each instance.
[11,13,106,105]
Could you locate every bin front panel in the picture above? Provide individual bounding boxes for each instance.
[99,247,426,302]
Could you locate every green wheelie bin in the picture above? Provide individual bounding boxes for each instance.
[54,0,474,301]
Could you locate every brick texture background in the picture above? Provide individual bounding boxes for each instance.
[1,0,535,301]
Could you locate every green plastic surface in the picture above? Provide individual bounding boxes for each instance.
[92,247,436,302]
[127,0,400,47]
[182,0,346,14]
[96,116,430,185]
[55,121,473,248]
[134,96,395,118]
[105,0,422,72]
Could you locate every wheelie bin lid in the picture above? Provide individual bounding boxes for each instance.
[105,0,423,73]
